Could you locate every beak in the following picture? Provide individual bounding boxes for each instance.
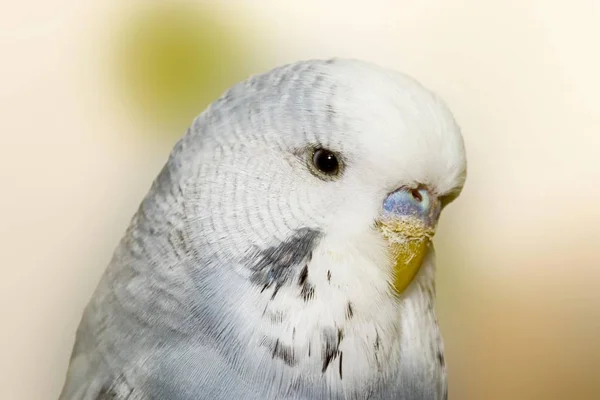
[375,187,441,295]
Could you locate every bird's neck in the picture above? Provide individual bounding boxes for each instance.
[239,237,442,395]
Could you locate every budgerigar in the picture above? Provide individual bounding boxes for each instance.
[59,59,467,400]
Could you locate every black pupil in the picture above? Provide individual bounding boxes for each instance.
[313,149,339,174]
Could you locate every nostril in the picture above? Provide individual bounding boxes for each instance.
[410,189,423,203]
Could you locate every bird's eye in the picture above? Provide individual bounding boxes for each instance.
[311,148,340,177]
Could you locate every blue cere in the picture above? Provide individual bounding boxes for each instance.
[383,188,434,221]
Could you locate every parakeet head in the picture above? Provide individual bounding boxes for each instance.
[183,59,466,301]
[61,59,467,400]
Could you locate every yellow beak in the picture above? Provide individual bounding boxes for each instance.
[376,217,435,295]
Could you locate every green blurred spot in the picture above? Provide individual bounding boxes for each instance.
[114,3,256,136]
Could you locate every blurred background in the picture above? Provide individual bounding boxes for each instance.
[1,0,599,399]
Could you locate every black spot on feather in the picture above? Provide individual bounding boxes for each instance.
[270,284,281,300]
[261,337,297,367]
[321,327,343,374]
[300,281,315,301]
[298,265,308,286]
[248,228,321,295]
[437,351,445,367]
[346,302,354,320]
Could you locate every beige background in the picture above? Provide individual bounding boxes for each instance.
[1,1,599,399]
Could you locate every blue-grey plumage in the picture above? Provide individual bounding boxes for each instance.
[59,59,466,400]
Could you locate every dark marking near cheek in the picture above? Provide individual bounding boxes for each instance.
[300,281,315,301]
[298,265,308,286]
[327,270,331,282]
[248,228,321,297]
[261,337,297,367]
[322,328,344,374]
[346,302,354,320]
[321,348,336,373]
[298,264,315,301]
[270,284,281,300]
[338,351,343,379]
[273,340,295,366]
